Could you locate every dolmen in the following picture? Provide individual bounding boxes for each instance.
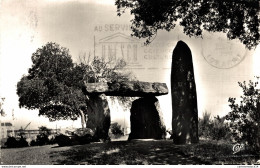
[83,40,199,145]
[83,81,168,141]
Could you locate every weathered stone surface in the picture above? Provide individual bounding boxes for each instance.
[171,41,199,144]
[82,80,168,141]
[83,81,168,97]
[256,102,260,150]
[85,94,111,141]
[128,96,166,140]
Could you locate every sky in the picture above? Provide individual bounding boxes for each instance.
[0,0,259,131]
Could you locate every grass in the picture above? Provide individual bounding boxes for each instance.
[1,139,259,165]
[49,140,205,165]
[179,139,260,165]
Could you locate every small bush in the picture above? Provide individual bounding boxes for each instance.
[5,136,29,148]
[77,134,92,144]
[36,134,49,146]
[67,133,93,146]
[110,122,124,138]
[226,79,260,152]
[34,126,52,146]
[198,111,212,139]
[55,134,72,147]
[49,136,56,145]
[5,137,18,148]
[211,116,230,141]
[30,140,38,146]
[199,111,231,141]
[18,136,29,147]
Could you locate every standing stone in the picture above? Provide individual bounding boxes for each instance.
[128,96,166,140]
[85,94,111,141]
[171,41,199,144]
[256,102,260,150]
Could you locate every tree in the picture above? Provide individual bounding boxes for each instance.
[17,42,135,130]
[17,42,87,128]
[115,0,259,49]
[39,126,51,136]
[226,77,260,151]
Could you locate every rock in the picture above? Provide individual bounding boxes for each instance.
[86,94,111,141]
[83,81,168,97]
[128,96,166,140]
[171,41,199,144]
[82,80,168,141]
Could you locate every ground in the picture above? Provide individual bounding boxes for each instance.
[1,139,259,165]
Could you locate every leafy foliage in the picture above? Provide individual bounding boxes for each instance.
[39,126,51,136]
[226,78,260,151]
[5,137,29,148]
[36,126,52,146]
[198,111,212,139]
[199,111,230,140]
[116,0,259,49]
[5,137,18,148]
[17,42,86,121]
[72,134,93,145]
[30,140,38,146]
[211,115,230,141]
[84,56,133,83]
[110,122,124,136]
[82,56,136,111]
[55,134,72,147]
[18,136,29,147]
[17,42,135,129]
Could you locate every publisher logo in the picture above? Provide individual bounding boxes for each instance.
[232,143,245,154]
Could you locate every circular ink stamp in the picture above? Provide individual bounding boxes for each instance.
[201,33,247,69]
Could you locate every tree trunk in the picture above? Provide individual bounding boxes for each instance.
[79,109,86,129]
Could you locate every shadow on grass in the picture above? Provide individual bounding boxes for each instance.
[180,140,260,164]
[51,146,62,149]
[50,140,209,165]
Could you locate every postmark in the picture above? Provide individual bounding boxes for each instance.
[201,33,247,69]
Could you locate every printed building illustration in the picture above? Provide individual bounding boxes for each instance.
[96,32,142,69]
